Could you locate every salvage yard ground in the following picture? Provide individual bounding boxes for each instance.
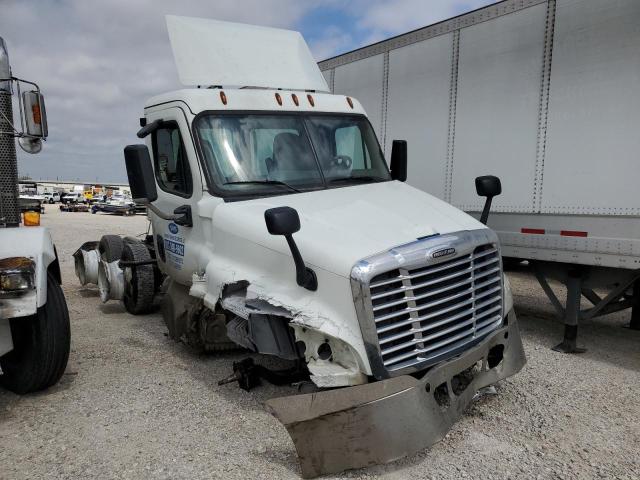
[1,207,639,479]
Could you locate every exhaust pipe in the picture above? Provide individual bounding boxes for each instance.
[0,36,20,227]
[0,37,11,91]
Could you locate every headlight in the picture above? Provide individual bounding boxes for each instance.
[0,257,35,293]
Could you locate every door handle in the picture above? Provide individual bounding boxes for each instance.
[173,205,193,227]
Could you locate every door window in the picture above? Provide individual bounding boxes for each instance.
[152,122,193,197]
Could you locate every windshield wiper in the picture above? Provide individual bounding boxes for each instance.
[223,180,301,193]
[328,176,387,184]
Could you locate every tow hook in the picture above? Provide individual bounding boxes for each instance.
[217,358,308,391]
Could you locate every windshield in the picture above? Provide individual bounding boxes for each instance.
[195,113,390,196]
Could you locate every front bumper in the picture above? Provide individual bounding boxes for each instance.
[266,310,526,478]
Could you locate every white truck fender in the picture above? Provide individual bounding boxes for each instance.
[0,226,58,314]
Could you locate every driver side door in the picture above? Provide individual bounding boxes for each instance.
[145,107,201,285]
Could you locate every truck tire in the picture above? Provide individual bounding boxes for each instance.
[122,241,155,315]
[0,272,71,394]
[99,234,124,262]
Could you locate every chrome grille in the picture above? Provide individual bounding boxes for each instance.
[367,244,503,372]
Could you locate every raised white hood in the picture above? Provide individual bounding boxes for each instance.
[213,181,487,278]
[166,15,329,92]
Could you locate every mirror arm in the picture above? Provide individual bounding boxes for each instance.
[137,119,162,139]
[479,197,493,225]
[140,201,192,227]
[141,201,178,221]
[284,235,317,291]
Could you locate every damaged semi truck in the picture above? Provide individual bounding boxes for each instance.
[74,17,526,477]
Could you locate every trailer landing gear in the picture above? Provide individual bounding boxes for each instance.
[532,262,640,353]
[552,271,586,354]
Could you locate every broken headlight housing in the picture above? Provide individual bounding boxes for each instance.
[0,257,36,293]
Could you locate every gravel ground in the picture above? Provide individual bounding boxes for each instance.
[1,207,639,479]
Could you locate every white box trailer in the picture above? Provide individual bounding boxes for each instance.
[319,0,640,351]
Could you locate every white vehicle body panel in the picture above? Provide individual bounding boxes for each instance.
[319,0,640,270]
[332,54,385,141]
[386,33,453,200]
[166,15,329,92]
[0,227,56,311]
[0,227,57,356]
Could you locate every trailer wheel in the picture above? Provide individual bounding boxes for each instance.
[99,234,124,262]
[0,272,71,394]
[122,241,155,315]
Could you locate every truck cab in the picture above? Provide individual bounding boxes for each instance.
[117,16,524,388]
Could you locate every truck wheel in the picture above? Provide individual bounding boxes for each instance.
[122,241,155,315]
[99,235,124,262]
[0,272,71,394]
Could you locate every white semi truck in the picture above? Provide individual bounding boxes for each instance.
[0,38,70,393]
[319,0,640,352]
[74,17,525,477]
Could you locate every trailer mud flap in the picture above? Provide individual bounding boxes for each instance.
[266,319,526,478]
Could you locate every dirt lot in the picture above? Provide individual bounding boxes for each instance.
[1,207,639,479]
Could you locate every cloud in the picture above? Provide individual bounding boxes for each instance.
[1,0,493,183]
[2,0,310,182]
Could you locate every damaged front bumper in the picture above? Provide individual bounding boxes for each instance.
[266,312,526,478]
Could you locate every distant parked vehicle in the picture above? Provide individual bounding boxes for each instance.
[91,192,136,215]
[61,192,86,204]
[42,192,60,204]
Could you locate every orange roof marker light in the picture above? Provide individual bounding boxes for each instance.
[219,91,227,105]
[275,92,283,106]
[292,93,299,106]
[346,97,354,109]
[307,94,315,107]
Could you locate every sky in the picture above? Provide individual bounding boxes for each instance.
[1,0,494,183]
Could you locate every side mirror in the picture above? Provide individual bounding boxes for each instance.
[18,91,48,154]
[475,175,502,225]
[124,144,158,203]
[22,91,48,139]
[265,207,317,291]
[390,140,407,182]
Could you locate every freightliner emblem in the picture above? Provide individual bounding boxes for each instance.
[432,247,456,259]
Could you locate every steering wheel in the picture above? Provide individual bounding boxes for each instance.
[330,155,353,170]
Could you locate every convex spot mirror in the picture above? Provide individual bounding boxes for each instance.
[124,144,158,203]
[390,140,407,182]
[265,206,301,236]
[475,175,502,225]
[475,175,502,198]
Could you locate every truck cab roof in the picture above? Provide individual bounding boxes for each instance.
[144,88,366,117]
